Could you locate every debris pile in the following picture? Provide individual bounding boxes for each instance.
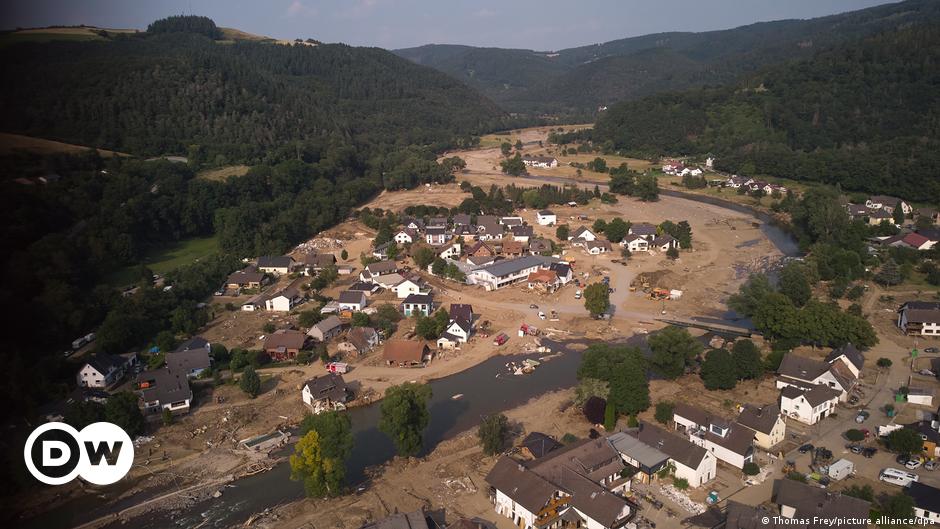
[658,484,705,514]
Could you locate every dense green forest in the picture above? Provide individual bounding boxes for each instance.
[394,0,940,116]
[592,25,940,201]
[0,17,511,163]
[0,16,510,438]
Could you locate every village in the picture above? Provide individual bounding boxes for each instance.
[46,126,940,529]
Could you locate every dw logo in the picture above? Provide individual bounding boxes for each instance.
[24,422,134,485]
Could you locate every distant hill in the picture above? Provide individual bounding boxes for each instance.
[0,18,508,162]
[394,0,940,116]
[592,25,940,201]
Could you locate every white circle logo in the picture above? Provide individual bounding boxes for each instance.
[24,422,134,485]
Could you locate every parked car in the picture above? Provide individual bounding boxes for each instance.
[799,444,815,454]
[529,303,538,309]
[896,454,910,465]
[919,369,936,376]
[924,347,939,353]
[575,290,582,299]
[905,459,922,470]
[855,410,870,423]
[849,445,863,454]
[925,460,938,471]
[538,311,546,320]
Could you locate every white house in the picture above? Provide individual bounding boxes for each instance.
[585,240,612,255]
[360,261,398,282]
[776,353,857,402]
[898,301,940,336]
[866,195,912,215]
[338,290,367,311]
[391,277,428,299]
[633,423,717,487]
[568,226,597,245]
[536,210,557,226]
[394,228,416,245]
[438,242,462,260]
[651,234,678,251]
[779,385,841,425]
[909,483,940,525]
[137,368,192,415]
[77,353,128,389]
[521,155,558,168]
[401,294,433,316]
[265,280,304,312]
[301,374,349,414]
[823,343,865,379]
[907,387,934,407]
[628,223,658,241]
[442,318,471,343]
[673,404,754,469]
[257,255,294,276]
[549,262,573,285]
[620,235,649,253]
[735,404,786,450]
[307,315,345,342]
[425,227,448,246]
[468,255,556,291]
[373,272,405,290]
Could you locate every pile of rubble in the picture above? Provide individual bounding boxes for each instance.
[658,484,705,514]
[293,237,344,253]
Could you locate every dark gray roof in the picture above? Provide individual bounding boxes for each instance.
[365,261,398,275]
[777,353,830,382]
[303,373,348,403]
[175,336,209,352]
[257,255,292,268]
[510,225,533,236]
[773,479,870,527]
[723,501,787,529]
[825,343,864,371]
[402,293,433,305]
[479,255,555,278]
[138,368,192,405]
[348,281,376,292]
[347,326,377,352]
[520,432,562,459]
[449,303,473,322]
[85,353,125,375]
[338,290,366,304]
[476,215,502,234]
[630,223,657,235]
[908,482,940,515]
[484,456,557,514]
[633,422,708,469]
[452,213,471,226]
[538,209,555,215]
[165,349,210,374]
[549,262,571,277]
[425,226,447,235]
[312,315,343,333]
[607,432,669,470]
[803,385,842,406]
[652,234,676,245]
[736,404,781,435]
[360,509,432,529]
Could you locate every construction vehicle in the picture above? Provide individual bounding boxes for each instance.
[649,288,670,300]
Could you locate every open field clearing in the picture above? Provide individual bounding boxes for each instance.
[0,132,126,157]
[197,164,251,182]
[106,236,220,286]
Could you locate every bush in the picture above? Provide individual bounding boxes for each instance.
[877,357,892,368]
[478,414,509,456]
[627,414,639,427]
[161,408,174,426]
[262,322,276,334]
[743,462,760,476]
[654,401,674,424]
[604,401,617,430]
[673,477,689,490]
[561,433,578,444]
[845,429,864,442]
[846,284,866,300]
[240,366,261,398]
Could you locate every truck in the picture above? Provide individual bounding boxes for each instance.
[493,333,509,346]
[575,289,582,299]
[828,459,854,481]
[326,362,349,374]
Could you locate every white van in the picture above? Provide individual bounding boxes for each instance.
[879,468,919,487]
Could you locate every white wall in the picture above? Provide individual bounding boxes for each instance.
[266,296,292,312]
[494,489,536,529]
[672,452,716,488]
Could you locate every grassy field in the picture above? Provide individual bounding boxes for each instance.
[480,123,593,149]
[197,165,251,182]
[0,27,137,48]
[0,132,126,157]
[107,236,220,287]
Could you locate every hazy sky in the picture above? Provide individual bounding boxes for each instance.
[1,0,894,50]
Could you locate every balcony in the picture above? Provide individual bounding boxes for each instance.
[535,496,570,527]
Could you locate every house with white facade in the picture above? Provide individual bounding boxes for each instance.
[898,301,940,336]
[779,384,841,425]
[568,226,597,246]
[651,234,678,251]
[307,315,345,342]
[632,423,717,488]
[438,242,462,260]
[391,276,429,299]
[373,272,405,290]
[776,352,857,402]
[438,318,471,349]
[620,235,649,253]
[485,438,631,529]
[401,294,433,317]
[549,262,573,285]
[301,373,349,414]
[257,255,294,276]
[774,479,870,527]
[628,223,658,241]
[137,367,193,415]
[393,228,417,245]
[338,290,367,311]
[673,403,754,469]
[265,278,305,312]
[909,483,940,525]
[425,226,448,246]
[536,210,557,226]
[359,261,398,282]
[866,195,912,216]
[585,239,612,255]
[468,255,558,291]
[77,353,129,389]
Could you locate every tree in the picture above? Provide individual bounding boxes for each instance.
[666,246,679,260]
[155,330,177,352]
[350,312,371,327]
[845,429,864,442]
[583,282,610,317]
[731,340,763,380]
[892,202,905,225]
[162,408,174,426]
[877,357,893,368]
[743,462,760,476]
[478,413,510,455]
[779,262,813,307]
[882,492,915,519]
[299,411,353,466]
[843,484,874,502]
[728,274,775,317]
[500,142,511,157]
[240,366,261,398]
[575,378,609,405]
[886,428,923,455]
[654,401,674,424]
[635,174,659,201]
[262,322,276,334]
[64,400,105,429]
[104,392,145,437]
[379,383,432,457]
[555,224,570,241]
[700,349,737,390]
[604,401,617,430]
[298,310,321,327]
[431,257,447,276]
[289,430,345,498]
[413,246,436,270]
[340,249,348,261]
[592,218,607,234]
[500,153,527,176]
[605,218,629,243]
[875,259,902,287]
[648,326,702,379]
[578,344,644,380]
[607,355,650,416]
[514,139,523,151]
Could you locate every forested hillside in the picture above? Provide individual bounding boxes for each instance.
[593,25,940,201]
[395,0,940,116]
[0,16,508,162]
